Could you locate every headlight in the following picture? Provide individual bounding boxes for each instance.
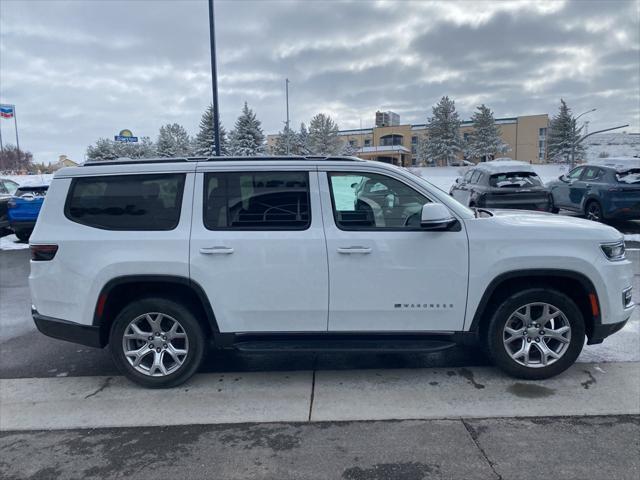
[601,241,626,261]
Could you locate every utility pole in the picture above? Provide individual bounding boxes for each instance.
[570,108,596,168]
[208,0,221,156]
[285,78,290,155]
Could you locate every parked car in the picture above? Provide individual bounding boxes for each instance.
[0,178,20,235]
[449,160,552,212]
[29,156,634,388]
[548,158,640,222]
[8,184,49,241]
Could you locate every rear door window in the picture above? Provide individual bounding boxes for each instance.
[581,167,602,181]
[203,171,310,230]
[65,173,185,230]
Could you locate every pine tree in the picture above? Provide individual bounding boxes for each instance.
[547,99,584,163]
[425,96,463,166]
[271,125,297,155]
[340,139,359,156]
[308,113,341,155]
[465,104,510,162]
[229,102,265,156]
[294,122,311,155]
[194,104,228,156]
[87,137,156,162]
[86,138,120,161]
[156,123,191,157]
[416,134,430,166]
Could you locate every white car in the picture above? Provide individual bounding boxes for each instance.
[29,156,634,387]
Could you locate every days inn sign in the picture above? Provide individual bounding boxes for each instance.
[114,129,138,143]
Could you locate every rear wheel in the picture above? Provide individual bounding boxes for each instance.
[109,297,206,388]
[485,288,585,380]
[14,229,32,242]
[585,200,603,222]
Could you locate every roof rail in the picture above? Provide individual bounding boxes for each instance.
[82,155,364,166]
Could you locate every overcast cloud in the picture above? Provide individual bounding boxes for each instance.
[0,0,638,163]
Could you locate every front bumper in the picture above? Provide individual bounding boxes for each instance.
[33,308,104,348]
[588,318,630,345]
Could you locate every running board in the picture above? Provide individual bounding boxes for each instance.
[231,337,457,353]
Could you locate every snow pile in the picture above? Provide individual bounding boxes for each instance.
[625,234,640,243]
[584,133,640,163]
[0,235,29,251]
[4,174,53,186]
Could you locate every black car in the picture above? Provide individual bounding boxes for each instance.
[0,178,20,235]
[449,160,552,211]
[547,158,640,221]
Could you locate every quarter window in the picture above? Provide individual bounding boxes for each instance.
[328,172,429,230]
[203,171,310,230]
[65,174,185,230]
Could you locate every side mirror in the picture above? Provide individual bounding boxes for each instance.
[421,203,457,231]
[455,177,462,184]
[560,175,568,182]
[350,183,358,189]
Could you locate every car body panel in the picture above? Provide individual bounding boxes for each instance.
[28,158,634,346]
[8,184,48,231]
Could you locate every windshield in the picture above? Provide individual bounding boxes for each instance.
[617,169,640,184]
[489,172,542,188]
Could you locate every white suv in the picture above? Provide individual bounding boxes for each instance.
[29,156,635,387]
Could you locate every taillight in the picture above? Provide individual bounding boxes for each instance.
[30,244,58,261]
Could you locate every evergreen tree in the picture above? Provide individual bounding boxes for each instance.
[86,138,119,161]
[194,104,228,156]
[308,113,341,155]
[294,122,311,155]
[229,102,265,156]
[340,139,359,156]
[465,104,510,162]
[87,137,156,161]
[156,123,191,157]
[547,99,584,163]
[271,124,297,155]
[425,96,463,166]
[416,134,431,166]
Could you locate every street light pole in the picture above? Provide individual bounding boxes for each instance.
[570,108,596,168]
[285,78,290,155]
[208,0,221,157]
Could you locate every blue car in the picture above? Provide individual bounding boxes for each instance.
[8,184,49,241]
[548,158,640,222]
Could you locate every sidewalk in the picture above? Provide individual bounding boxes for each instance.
[2,362,638,431]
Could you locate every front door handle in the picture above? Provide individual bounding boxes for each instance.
[200,246,234,255]
[337,246,372,254]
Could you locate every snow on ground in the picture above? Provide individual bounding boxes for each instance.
[0,235,29,251]
[3,173,53,186]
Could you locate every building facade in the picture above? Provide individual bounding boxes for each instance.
[268,113,550,165]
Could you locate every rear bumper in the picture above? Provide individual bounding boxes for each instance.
[33,308,104,348]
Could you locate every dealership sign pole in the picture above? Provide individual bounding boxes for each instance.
[0,104,19,153]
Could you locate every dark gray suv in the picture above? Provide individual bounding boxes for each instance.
[449,160,552,212]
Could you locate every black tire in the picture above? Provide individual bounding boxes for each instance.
[485,288,585,380]
[109,297,206,388]
[585,200,603,222]
[14,229,31,242]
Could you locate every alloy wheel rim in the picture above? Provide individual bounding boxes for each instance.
[122,312,189,377]
[503,302,571,368]
[587,204,601,221]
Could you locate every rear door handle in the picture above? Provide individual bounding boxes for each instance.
[337,246,372,254]
[200,246,234,255]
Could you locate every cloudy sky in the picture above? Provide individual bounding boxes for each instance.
[1,0,638,163]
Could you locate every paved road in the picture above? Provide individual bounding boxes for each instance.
[2,416,638,480]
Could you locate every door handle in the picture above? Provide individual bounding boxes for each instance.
[200,246,234,255]
[337,246,372,254]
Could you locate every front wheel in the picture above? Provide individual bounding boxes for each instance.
[485,288,585,380]
[110,297,206,388]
